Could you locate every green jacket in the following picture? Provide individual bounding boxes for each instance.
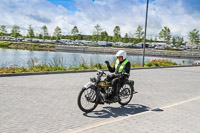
[115,59,129,73]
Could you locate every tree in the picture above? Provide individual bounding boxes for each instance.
[113,26,120,35]
[176,36,184,46]
[71,26,79,40]
[11,25,20,38]
[127,32,134,43]
[92,24,102,41]
[172,37,176,45]
[0,25,7,36]
[71,26,79,35]
[123,33,129,43]
[76,34,82,40]
[149,36,153,44]
[41,25,48,40]
[53,26,62,40]
[108,36,113,42]
[135,25,144,42]
[100,31,108,41]
[172,36,184,46]
[113,26,121,42]
[92,34,98,41]
[94,24,102,35]
[27,25,35,38]
[38,34,43,39]
[188,29,199,51]
[159,26,171,44]
[154,36,158,42]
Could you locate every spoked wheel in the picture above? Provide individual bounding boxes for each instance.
[118,82,134,106]
[77,87,98,113]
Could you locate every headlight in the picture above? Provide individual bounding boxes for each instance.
[90,77,96,83]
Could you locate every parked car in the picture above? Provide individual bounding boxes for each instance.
[178,45,187,50]
[115,42,124,46]
[97,41,107,46]
[186,46,191,49]
[155,45,165,49]
[32,38,40,43]
[148,44,156,48]
[24,38,32,42]
[133,43,143,48]
[16,38,23,42]
[123,43,133,47]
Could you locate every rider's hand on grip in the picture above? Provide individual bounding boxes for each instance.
[115,74,122,78]
[105,61,110,65]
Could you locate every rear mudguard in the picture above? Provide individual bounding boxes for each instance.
[128,80,134,86]
[128,80,138,94]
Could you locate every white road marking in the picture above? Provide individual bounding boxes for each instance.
[61,96,200,133]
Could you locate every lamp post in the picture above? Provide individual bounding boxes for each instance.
[142,0,149,67]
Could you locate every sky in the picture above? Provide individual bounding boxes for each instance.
[1,0,200,40]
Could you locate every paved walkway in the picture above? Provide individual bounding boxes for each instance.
[0,66,200,133]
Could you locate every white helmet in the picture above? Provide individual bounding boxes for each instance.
[115,50,127,59]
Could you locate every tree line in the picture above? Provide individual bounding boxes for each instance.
[0,24,199,45]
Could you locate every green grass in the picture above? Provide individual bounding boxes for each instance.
[0,54,180,74]
[0,41,13,48]
[0,64,108,73]
[0,60,179,74]
[0,41,55,50]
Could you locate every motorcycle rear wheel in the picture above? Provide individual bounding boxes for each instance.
[118,82,134,106]
[77,87,98,113]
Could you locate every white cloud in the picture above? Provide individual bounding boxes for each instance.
[0,0,74,35]
[150,0,200,40]
[1,0,200,40]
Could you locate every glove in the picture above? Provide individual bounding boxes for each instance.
[105,61,110,65]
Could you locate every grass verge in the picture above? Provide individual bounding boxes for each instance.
[0,58,179,74]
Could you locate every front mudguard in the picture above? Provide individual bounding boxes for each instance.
[82,85,101,103]
[82,84,96,90]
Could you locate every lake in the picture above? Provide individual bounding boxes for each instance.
[0,48,196,68]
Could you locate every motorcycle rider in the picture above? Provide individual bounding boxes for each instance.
[105,50,131,102]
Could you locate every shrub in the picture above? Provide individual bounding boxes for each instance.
[0,57,179,74]
[131,61,142,68]
[0,41,12,48]
[145,59,178,67]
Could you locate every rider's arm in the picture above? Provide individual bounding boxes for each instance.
[124,62,131,74]
[107,63,115,73]
[121,62,131,78]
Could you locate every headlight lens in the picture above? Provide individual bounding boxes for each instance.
[90,77,96,83]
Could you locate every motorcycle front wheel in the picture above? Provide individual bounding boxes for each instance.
[118,82,134,106]
[77,87,98,113]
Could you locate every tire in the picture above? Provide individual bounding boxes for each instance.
[77,87,98,113]
[118,82,134,106]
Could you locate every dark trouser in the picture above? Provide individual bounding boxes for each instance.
[107,74,123,98]
[111,77,120,97]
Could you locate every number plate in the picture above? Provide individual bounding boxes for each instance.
[84,82,93,88]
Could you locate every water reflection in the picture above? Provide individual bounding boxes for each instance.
[0,48,197,68]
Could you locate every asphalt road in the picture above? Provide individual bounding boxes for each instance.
[0,66,200,133]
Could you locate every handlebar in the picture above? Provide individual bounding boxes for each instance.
[97,70,129,77]
[97,70,106,76]
[97,70,103,73]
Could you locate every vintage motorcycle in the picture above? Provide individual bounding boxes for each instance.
[77,70,137,113]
